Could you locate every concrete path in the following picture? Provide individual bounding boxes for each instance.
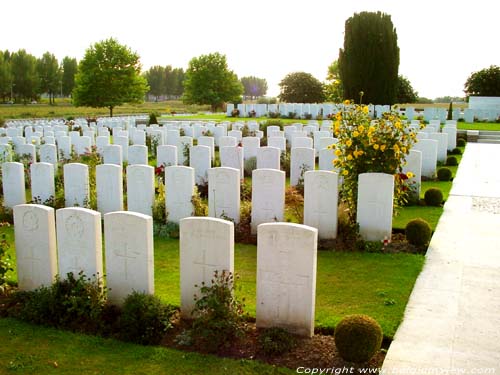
[383,143,500,372]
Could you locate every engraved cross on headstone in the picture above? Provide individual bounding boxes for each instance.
[114,243,140,281]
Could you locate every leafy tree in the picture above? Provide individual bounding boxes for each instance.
[61,56,77,97]
[182,52,242,111]
[278,72,325,103]
[72,38,149,117]
[339,11,399,104]
[144,65,166,101]
[37,52,61,104]
[240,76,268,99]
[324,60,343,103]
[165,66,184,98]
[11,49,39,103]
[433,96,464,103]
[395,75,417,103]
[0,50,12,102]
[464,65,500,97]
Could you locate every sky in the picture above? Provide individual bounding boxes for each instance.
[2,0,499,99]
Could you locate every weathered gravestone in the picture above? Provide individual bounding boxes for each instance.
[251,169,285,233]
[104,211,154,305]
[256,223,318,337]
[30,162,55,204]
[257,146,281,170]
[2,162,26,207]
[96,164,124,215]
[290,147,315,186]
[64,163,89,207]
[179,217,234,318]
[128,145,148,165]
[157,145,178,167]
[190,145,211,185]
[208,167,240,223]
[127,165,154,217]
[14,204,57,290]
[165,166,195,223]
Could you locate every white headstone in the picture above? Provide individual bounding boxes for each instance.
[429,133,448,163]
[96,136,110,154]
[251,169,285,233]
[56,207,103,279]
[157,145,177,167]
[267,137,286,153]
[208,167,240,223]
[290,147,315,186]
[220,146,244,178]
[126,165,154,217]
[14,204,57,290]
[165,166,195,223]
[242,137,260,160]
[16,144,36,163]
[2,162,26,208]
[413,139,438,178]
[96,164,124,215]
[356,173,394,241]
[219,136,237,149]
[292,137,313,149]
[197,136,215,161]
[402,150,422,198]
[104,211,154,304]
[190,145,211,185]
[103,144,123,166]
[177,136,193,166]
[257,146,280,170]
[63,163,89,207]
[256,222,318,337]
[30,162,55,204]
[0,144,12,162]
[128,145,148,165]
[113,135,129,162]
[76,136,91,156]
[442,127,457,150]
[57,136,72,160]
[318,148,337,171]
[39,144,58,167]
[180,217,234,317]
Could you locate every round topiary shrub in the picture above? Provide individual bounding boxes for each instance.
[450,147,462,155]
[437,167,452,181]
[457,138,466,147]
[405,218,432,246]
[446,156,458,166]
[334,314,383,363]
[424,188,443,206]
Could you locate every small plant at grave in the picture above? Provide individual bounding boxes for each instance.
[234,201,255,244]
[153,220,180,239]
[182,142,190,166]
[196,180,209,200]
[303,113,313,120]
[336,202,363,251]
[12,272,107,333]
[248,109,257,118]
[285,186,304,223]
[445,156,458,166]
[457,138,466,147]
[182,270,247,353]
[258,327,297,356]
[280,151,290,177]
[437,167,452,182]
[244,156,257,177]
[148,112,159,125]
[424,187,444,207]
[334,314,383,364]
[240,181,252,202]
[450,147,462,155]
[201,129,213,137]
[231,108,240,117]
[152,179,167,223]
[295,163,309,196]
[0,199,13,224]
[191,186,208,216]
[0,229,14,294]
[405,218,432,247]
[119,292,176,345]
[268,111,280,119]
[287,111,297,119]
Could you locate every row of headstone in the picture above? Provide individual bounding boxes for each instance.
[13,204,153,305]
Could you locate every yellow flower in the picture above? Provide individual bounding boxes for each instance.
[333,159,340,165]
[393,144,400,153]
[380,144,386,152]
[358,125,365,133]
[401,146,407,153]
[342,169,349,176]
[335,113,342,120]
[347,154,353,161]
[406,172,414,178]
[335,149,342,156]
[362,106,369,114]
[346,139,352,147]
[395,121,402,129]
[352,131,359,137]
[368,126,376,134]
[343,100,351,105]
[373,144,379,150]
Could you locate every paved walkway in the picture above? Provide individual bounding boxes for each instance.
[383,143,500,372]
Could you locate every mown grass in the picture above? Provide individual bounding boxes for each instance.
[456,122,500,131]
[0,318,293,375]
[2,224,423,339]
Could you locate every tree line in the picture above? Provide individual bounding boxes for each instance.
[0,50,77,104]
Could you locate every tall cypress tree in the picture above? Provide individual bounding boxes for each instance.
[339,11,400,105]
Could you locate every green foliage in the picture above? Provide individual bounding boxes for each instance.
[244,156,257,177]
[339,11,399,104]
[0,50,13,102]
[72,38,149,117]
[324,60,343,103]
[280,151,290,177]
[148,112,159,125]
[437,167,452,181]
[11,49,39,103]
[447,102,453,120]
[240,76,268,99]
[334,314,383,363]
[182,52,243,112]
[278,72,325,103]
[153,221,180,239]
[119,292,175,345]
[184,270,247,353]
[405,218,432,247]
[37,52,61,104]
[191,186,208,216]
[424,188,443,207]
[152,179,167,223]
[450,147,462,155]
[445,156,458,166]
[258,327,296,356]
[457,138,466,147]
[0,230,13,293]
[143,65,185,100]
[396,75,418,103]
[61,56,78,97]
[13,272,107,333]
[464,65,500,97]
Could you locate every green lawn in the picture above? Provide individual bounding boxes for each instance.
[456,122,500,131]
[0,318,292,375]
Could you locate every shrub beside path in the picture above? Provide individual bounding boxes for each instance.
[383,143,500,370]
